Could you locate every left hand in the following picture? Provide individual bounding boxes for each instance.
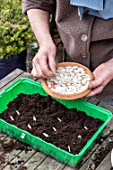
[87,59,113,97]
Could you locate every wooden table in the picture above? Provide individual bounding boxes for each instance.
[0,69,113,170]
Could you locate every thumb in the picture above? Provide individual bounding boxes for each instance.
[88,78,102,89]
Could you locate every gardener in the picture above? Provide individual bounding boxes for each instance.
[22,0,113,104]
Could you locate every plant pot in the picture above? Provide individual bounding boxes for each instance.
[0,50,27,79]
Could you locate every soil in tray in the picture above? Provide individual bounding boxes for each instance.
[0,94,103,154]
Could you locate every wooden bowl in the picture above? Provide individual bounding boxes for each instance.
[41,62,93,100]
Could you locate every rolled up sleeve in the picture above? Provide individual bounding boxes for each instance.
[22,0,55,14]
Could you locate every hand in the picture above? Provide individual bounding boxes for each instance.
[31,42,56,78]
[87,59,113,97]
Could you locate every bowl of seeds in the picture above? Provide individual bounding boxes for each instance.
[41,62,93,100]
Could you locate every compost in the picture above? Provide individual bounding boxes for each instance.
[0,94,103,154]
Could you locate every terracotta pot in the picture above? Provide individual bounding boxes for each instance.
[42,62,93,100]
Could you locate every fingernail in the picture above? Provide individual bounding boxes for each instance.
[52,69,56,74]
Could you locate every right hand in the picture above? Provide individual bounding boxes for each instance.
[31,42,56,78]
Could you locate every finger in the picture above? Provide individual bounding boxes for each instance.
[38,55,54,77]
[88,78,103,89]
[48,56,56,74]
[87,85,104,97]
[31,62,46,78]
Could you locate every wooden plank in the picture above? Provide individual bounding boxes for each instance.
[79,133,113,170]
[98,102,113,114]
[63,165,76,170]
[100,117,113,139]
[0,69,24,89]
[0,136,12,156]
[36,157,65,170]
[96,152,111,170]
[0,148,22,169]
[0,146,4,156]
[0,71,33,92]
[21,151,47,170]
[0,137,20,169]
[3,148,36,170]
[0,133,7,141]
[79,145,103,170]
[64,144,99,170]
[98,102,113,138]
[87,97,100,105]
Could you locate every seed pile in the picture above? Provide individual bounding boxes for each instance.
[46,66,91,94]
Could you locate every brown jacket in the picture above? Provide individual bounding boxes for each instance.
[22,0,113,100]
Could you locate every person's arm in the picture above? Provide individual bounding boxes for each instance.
[27,9,53,48]
[88,58,113,96]
[27,9,56,78]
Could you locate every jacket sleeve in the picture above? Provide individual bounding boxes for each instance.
[22,0,55,14]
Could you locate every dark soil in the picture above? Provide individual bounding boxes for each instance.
[0,94,103,155]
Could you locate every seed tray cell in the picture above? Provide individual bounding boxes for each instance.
[0,78,112,167]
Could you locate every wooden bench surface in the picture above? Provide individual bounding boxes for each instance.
[0,69,113,170]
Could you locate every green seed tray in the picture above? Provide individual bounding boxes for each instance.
[0,78,112,167]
